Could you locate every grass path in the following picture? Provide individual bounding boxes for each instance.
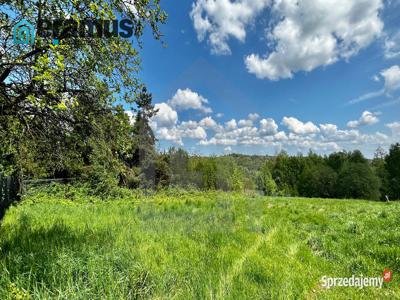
[216,225,277,299]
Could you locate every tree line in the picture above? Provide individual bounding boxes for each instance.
[165,146,400,201]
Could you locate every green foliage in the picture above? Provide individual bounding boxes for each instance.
[196,158,218,190]
[170,154,250,192]
[128,88,158,189]
[225,153,270,179]
[372,147,390,200]
[349,150,368,164]
[155,153,171,190]
[256,164,277,196]
[161,147,398,201]
[385,143,400,200]
[168,148,191,187]
[298,164,337,198]
[229,165,245,192]
[0,0,166,188]
[272,152,304,196]
[336,162,381,200]
[326,151,349,172]
[85,136,122,197]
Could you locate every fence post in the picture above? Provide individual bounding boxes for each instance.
[0,173,3,205]
[0,172,20,220]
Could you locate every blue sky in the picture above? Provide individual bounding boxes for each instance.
[133,0,400,157]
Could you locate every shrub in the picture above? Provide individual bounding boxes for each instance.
[336,162,381,200]
[298,164,337,198]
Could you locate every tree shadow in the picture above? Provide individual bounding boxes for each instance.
[0,213,116,285]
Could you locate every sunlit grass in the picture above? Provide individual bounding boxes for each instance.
[0,189,399,299]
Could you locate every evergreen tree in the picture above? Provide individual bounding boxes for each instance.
[130,88,158,189]
[168,148,191,187]
[372,147,390,200]
[385,143,400,200]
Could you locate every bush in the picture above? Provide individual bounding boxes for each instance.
[385,143,400,200]
[336,162,381,200]
[256,165,278,196]
[298,164,337,198]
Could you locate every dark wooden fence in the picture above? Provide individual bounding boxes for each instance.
[0,174,77,220]
[0,172,20,220]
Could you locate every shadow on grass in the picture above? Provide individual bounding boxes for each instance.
[1,212,113,249]
[0,213,118,288]
[0,212,156,298]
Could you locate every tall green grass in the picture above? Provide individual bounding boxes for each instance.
[0,187,399,299]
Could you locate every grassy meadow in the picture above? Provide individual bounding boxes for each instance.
[0,187,399,299]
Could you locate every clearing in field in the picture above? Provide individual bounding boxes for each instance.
[0,189,399,299]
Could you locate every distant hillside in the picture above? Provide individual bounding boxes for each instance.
[223,153,274,173]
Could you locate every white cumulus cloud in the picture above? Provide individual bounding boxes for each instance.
[225,119,237,130]
[259,118,278,135]
[386,122,400,136]
[238,119,253,127]
[190,0,270,55]
[184,126,208,140]
[347,111,380,128]
[319,124,338,136]
[248,113,260,121]
[282,117,319,135]
[168,88,212,113]
[157,127,184,145]
[199,116,222,131]
[151,105,396,154]
[381,65,400,93]
[244,0,383,80]
[152,103,178,128]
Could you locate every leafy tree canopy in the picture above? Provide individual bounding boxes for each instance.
[0,0,166,176]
